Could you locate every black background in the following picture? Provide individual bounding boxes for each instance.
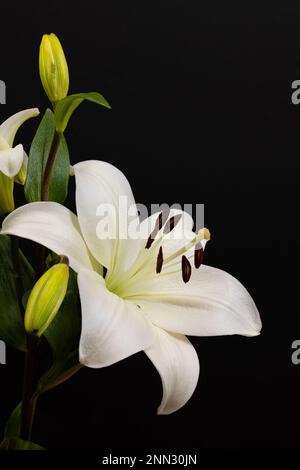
[0,0,299,451]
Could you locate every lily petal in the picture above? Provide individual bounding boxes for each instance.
[74,160,139,274]
[130,265,262,337]
[0,144,24,177]
[0,108,40,147]
[144,327,200,415]
[78,268,155,368]
[1,202,96,272]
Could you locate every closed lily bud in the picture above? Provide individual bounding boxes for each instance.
[39,33,69,103]
[0,172,14,215]
[14,155,28,185]
[0,137,15,215]
[25,259,69,337]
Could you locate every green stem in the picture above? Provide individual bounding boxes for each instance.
[10,234,37,440]
[20,242,46,440]
[10,236,24,317]
[12,231,40,441]
[19,127,61,441]
[42,131,60,201]
[34,131,61,277]
[20,334,38,440]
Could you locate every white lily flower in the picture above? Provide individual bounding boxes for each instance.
[1,160,261,414]
[0,108,40,180]
[0,108,39,214]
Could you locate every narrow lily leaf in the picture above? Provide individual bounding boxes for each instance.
[24,109,55,202]
[36,350,82,395]
[4,402,21,438]
[0,236,35,351]
[47,132,70,203]
[0,437,45,450]
[37,269,82,394]
[54,92,111,133]
[24,109,70,203]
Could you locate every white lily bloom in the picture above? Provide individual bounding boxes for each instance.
[0,108,40,181]
[0,108,39,215]
[1,160,261,414]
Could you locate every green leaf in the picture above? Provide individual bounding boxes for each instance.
[4,403,21,438]
[44,269,80,359]
[36,349,82,395]
[0,236,35,351]
[48,133,70,203]
[54,92,111,133]
[0,437,45,450]
[37,269,82,394]
[24,109,55,203]
[24,109,70,204]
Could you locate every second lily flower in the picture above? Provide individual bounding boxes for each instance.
[0,108,39,215]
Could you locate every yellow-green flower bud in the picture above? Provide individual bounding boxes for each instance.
[14,156,28,185]
[24,259,69,336]
[39,33,69,104]
[0,137,14,215]
[0,172,14,216]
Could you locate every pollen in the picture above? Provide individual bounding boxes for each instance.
[157,207,171,230]
[181,255,192,283]
[163,214,182,234]
[194,243,204,269]
[156,246,164,274]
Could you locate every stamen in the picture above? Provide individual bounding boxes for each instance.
[156,246,164,274]
[156,207,171,230]
[199,227,211,241]
[145,229,158,249]
[182,255,192,283]
[163,227,210,266]
[145,208,171,249]
[194,242,203,269]
[163,214,182,234]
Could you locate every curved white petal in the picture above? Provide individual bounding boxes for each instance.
[129,265,262,337]
[74,160,139,275]
[0,108,39,146]
[1,202,96,272]
[144,328,200,415]
[0,145,24,177]
[0,136,9,150]
[78,268,155,368]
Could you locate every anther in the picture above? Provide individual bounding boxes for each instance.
[181,255,192,283]
[163,214,182,234]
[145,208,171,249]
[145,230,158,249]
[156,246,164,274]
[156,207,171,230]
[194,242,204,269]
